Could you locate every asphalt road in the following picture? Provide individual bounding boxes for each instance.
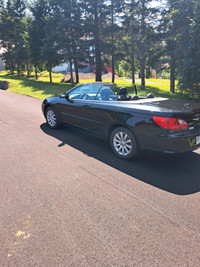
[0,90,200,267]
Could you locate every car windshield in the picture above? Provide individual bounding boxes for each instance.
[68,84,102,100]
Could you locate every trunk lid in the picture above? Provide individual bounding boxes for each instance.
[134,98,200,129]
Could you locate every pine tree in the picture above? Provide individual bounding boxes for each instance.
[29,0,49,79]
[137,0,159,88]
[0,0,16,74]
[121,0,139,84]
[104,0,124,83]
[176,0,200,98]
[163,0,197,94]
[48,0,85,85]
[12,0,26,75]
[163,0,180,93]
[42,16,62,83]
[83,0,108,81]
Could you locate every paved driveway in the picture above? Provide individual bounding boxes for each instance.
[0,90,200,266]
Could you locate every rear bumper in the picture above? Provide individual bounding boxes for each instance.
[149,131,200,154]
[136,125,200,154]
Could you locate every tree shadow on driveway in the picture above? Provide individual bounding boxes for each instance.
[40,123,200,196]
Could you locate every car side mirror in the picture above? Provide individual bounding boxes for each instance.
[60,93,66,98]
[65,92,69,99]
[65,93,74,103]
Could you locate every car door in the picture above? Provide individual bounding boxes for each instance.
[89,86,119,136]
[60,84,102,130]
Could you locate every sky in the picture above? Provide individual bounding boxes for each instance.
[150,0,167,8]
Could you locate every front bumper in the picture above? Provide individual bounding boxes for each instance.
[41,101,47,117]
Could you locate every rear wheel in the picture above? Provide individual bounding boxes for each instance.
[45,107,59,129]
[110,127,139,159]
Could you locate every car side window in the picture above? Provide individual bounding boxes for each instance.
[68,84,101,100]
[96,87,117,101]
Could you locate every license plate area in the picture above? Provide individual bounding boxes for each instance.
[196,136,200,145]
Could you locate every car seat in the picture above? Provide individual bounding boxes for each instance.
[118,87,131,101]
[131,95,139,100]
[146,93,154,98]
[100,88,114,101]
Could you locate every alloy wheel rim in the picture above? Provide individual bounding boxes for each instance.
[47,110,56,127]
[113,131,132,156]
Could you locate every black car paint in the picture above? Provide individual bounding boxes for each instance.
[42,86,200,154]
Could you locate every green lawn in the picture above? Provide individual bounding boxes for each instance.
[0,71,72,99]
[0,71,185,100]
[140,79,177,84]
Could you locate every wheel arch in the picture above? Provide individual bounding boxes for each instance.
[44,104,54,117]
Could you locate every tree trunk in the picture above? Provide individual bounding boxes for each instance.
[10,61,14,75]
[26,63,30,78]
[72,41,79,84]
[17,64,20,76]
[69,58,74,86]
[8,45,14,75]
[111,0,115,83]
[140,49,145,88]
[131,55,135,85]
[68,1,75,86]
[49,64,52,83]
[34,64,38,80]
[111,50,115,83]
[170,58,176,93]
[140,0,145,89]
[74,59,79,84]
[94,1,102,82]
[131,16,135,85]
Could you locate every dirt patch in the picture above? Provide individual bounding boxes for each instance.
[61,72,123,83]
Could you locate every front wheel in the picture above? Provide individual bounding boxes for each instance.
[110,127,139,160]
[45,107,59,129]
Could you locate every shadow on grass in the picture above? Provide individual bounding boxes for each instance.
[41,123,200,195]
[0,73,73,97]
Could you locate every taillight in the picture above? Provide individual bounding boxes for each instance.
[153,116,188,130]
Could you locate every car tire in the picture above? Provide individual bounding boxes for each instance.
[110,127,139,159]
[45,107,59,129]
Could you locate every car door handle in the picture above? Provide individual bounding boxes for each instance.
[84,103,90,107]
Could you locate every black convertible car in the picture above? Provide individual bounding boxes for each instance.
[42,82,200,159]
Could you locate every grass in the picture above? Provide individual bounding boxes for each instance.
[0,71,186,101]
[141,79,178,85]
[0,71,72,99]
